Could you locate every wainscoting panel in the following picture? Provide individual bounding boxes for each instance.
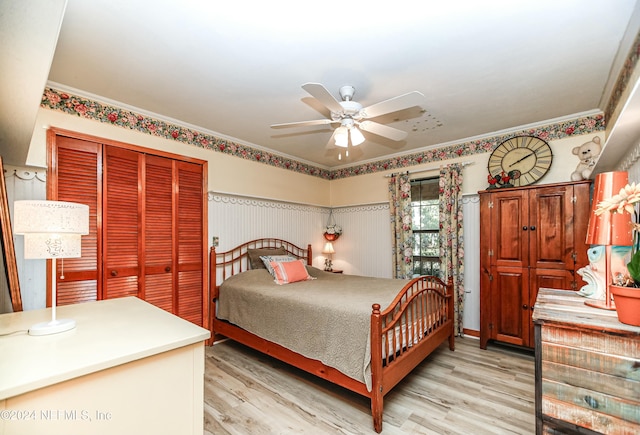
[2,167,47,312]
[330,204,392,278]
[208,194,393,278]
[462,194,481,332]
[208,193,328,269]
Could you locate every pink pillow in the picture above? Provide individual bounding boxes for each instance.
[270,259,313,285]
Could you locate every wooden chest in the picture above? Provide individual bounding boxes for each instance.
[533,288,640,434]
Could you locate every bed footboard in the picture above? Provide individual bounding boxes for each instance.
[370,275,455,432]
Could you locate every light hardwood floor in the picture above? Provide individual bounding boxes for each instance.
[204,337,535,434]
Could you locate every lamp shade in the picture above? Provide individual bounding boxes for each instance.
[14,200,89,234]
[350,127,365,146]
[14,201,90,259]
[334,127,348,147]
[22,233,83,259]
[322,242,335,255]
[586,172,633,246]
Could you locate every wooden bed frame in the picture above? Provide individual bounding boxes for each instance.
[209,238,455,433]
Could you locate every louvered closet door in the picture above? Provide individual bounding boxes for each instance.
[103,147,141,299]
[175,161,204,325]
[143,155,174,312]
[49,130,207,328]
[51,135,101,305]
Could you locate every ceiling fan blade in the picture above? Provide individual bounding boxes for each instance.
[359,120,408,141]
[361,91,424,119]
[271,119,336,129]
[302,83,344,113]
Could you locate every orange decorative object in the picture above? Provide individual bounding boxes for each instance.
[586,171,634,246]
[585,171,634,310]
[610,285,640,326]
[323,232,339,242]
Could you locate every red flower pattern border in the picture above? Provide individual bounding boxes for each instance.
[41,87,605,181]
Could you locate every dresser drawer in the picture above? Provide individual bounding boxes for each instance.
[541,323,640,356]
[540,325,640,434]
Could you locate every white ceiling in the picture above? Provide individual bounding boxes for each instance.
[45,0,639,168]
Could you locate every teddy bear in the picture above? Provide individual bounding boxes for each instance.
[570,136,602,181]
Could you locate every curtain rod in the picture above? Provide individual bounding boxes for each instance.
[384,161,474,178]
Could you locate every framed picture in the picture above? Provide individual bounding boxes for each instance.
[0,156,22,312]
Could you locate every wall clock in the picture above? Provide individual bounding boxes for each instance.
[488,135,553,187]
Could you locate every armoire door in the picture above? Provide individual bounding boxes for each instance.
[528,185,575,270]
[490,189,529,269]
[490,265,529,347]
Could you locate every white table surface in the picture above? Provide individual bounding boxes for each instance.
[0,297,210,399]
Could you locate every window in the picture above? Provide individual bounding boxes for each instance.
[411,178,440,277]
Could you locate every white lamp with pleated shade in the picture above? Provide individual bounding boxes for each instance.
[14,200,89,335]
[322,241,335,271]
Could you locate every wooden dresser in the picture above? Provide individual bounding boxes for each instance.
[532,288,640,434]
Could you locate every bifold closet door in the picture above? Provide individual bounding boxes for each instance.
[103,147,141,299]
[103,151,177,310]
[143,155,175,313]
[49,130,207,328]
[175,161,204,325]
[50,135,101,305]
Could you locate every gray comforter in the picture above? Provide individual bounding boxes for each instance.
[216,267,407,391]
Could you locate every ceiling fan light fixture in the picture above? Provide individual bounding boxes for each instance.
[350,127,365,146]
[335,126,348,147]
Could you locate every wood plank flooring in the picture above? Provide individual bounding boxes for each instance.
[204,337,535,434]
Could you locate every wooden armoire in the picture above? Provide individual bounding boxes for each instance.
[478,180,590,349]
[46,128,208,328]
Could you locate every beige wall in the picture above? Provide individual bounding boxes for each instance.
[28,108,331,206]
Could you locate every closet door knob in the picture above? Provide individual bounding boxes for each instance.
[522,304,528,310]
[523,226,528,231]
[111,270,118,277]
[165,266,171,272]
[530,225,536,231]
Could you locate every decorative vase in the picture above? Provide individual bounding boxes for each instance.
[610,285,640,326]
[323,232,339,242]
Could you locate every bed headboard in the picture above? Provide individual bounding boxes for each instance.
[210,238,312,292]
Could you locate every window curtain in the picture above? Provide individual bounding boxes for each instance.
[388,173,413,279]
[439,163,465,336]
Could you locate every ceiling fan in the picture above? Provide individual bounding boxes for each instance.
[271,83,424,149]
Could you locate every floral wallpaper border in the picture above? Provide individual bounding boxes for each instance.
[605,29,640,123]
[41,87,607,181]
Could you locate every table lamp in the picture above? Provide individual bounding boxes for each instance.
[584,171,633,309]
[322,241,335,271]
[14,200,89,335]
